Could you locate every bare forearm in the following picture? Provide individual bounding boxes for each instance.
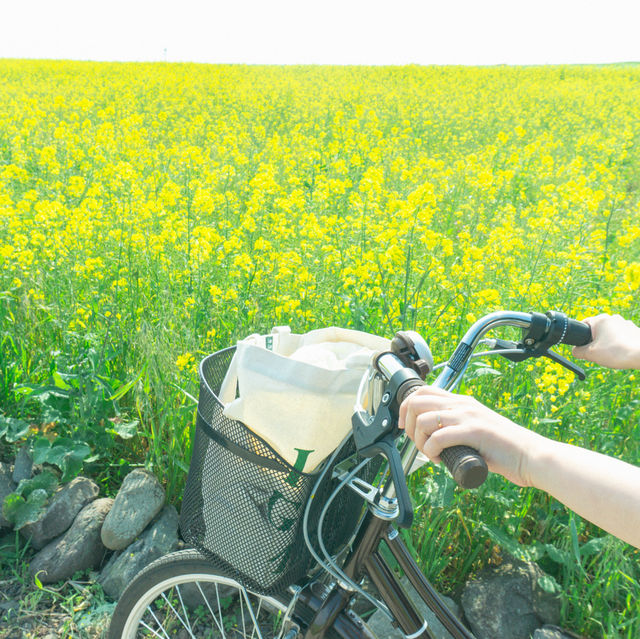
[401,384,640,548]
[528,440,640,548]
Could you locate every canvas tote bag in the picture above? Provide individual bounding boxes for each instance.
[219,326,390,472]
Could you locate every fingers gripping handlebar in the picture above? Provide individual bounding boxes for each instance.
[399,383,488,490]
[352,310,592,527]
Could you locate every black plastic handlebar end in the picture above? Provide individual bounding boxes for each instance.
[453,456,488,489]
[441,445,488,489]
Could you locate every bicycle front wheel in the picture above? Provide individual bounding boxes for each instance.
[108,549,296,639]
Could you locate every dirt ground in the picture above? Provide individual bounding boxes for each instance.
[0,573,112,639]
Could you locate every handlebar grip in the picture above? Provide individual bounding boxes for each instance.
[562,319,592,347]
[440,445,488,489]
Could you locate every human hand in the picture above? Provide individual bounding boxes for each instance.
[572,314,640,370]
[398,385,547,487]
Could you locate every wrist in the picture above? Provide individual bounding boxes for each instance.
[519,432,560,490]
[630,344,640,370]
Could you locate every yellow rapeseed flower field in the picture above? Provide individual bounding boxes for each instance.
[1,60,639,636]
[1,63,638,351]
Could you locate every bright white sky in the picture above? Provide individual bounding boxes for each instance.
[1,0,639,66]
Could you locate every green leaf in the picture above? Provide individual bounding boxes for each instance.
[465,361,502,380]
[15,471,58,499]
[615,399,640,421]
[480,523,540,562]
[41,405,66,425]
[3,489,48,530]
[32,437,52,464]
[26,488,48,509]
[580,536,608,558]
[472,367,502,377]
[544,543,571,567]
[0,415,31,442]
[569,516,583,571]
[173,459,190,474]
[109,419,139,439]
[431,467,455,509]
[30,471,58,495]
[30,437,91,480]
[61,454,85,482]
[13,384,72,402]
[45,445,70,468]
[59,443,91,482]
[108,370,144,402]
[52,371,72,391]
[537,574,562,594]
[2,493,25,523]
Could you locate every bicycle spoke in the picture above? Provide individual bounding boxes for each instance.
[145,606,171,639]
[139,618,170,639]
[251,598,263,639]
[109,552,293,639]
[160,591,193,635]
[239,587,247,638]
[175,585,195,637]
[214,581,228,638]
[241,588,267,639]
[197,581,226,637]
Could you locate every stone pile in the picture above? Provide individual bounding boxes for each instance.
[0,452,179,600]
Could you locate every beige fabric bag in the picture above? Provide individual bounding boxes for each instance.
[220,326,390,472]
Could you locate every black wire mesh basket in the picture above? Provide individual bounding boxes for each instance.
[179,347,378,596]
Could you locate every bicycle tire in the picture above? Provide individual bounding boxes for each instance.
[107,549,357,639]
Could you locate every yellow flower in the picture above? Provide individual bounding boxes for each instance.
[176,353,195,371]
[623,262,640,289]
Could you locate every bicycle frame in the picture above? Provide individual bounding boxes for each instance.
[299,310,579,639]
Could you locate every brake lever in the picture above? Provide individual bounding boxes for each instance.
[352,364,423,528]
[544,349,586,381]
[489,338,586,380]
[489,338,529,361]
[352,405,414,528]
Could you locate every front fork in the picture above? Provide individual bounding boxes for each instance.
[301,512,437,639]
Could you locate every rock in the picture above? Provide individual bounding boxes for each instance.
[366,577,462,639]
[12,445,33,483]
[29,498,113,584]
[0,461,16,529]
[533,626,579,639]
[21,476,100,549]
[461,557,561,639]
[101,469,165,550]
[99,505,180,599]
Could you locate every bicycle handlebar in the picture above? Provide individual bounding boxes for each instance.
[370,309,593,508]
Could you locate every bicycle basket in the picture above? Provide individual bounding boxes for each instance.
[179,347,379,596]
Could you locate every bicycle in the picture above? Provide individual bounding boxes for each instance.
[107,309,592,639]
